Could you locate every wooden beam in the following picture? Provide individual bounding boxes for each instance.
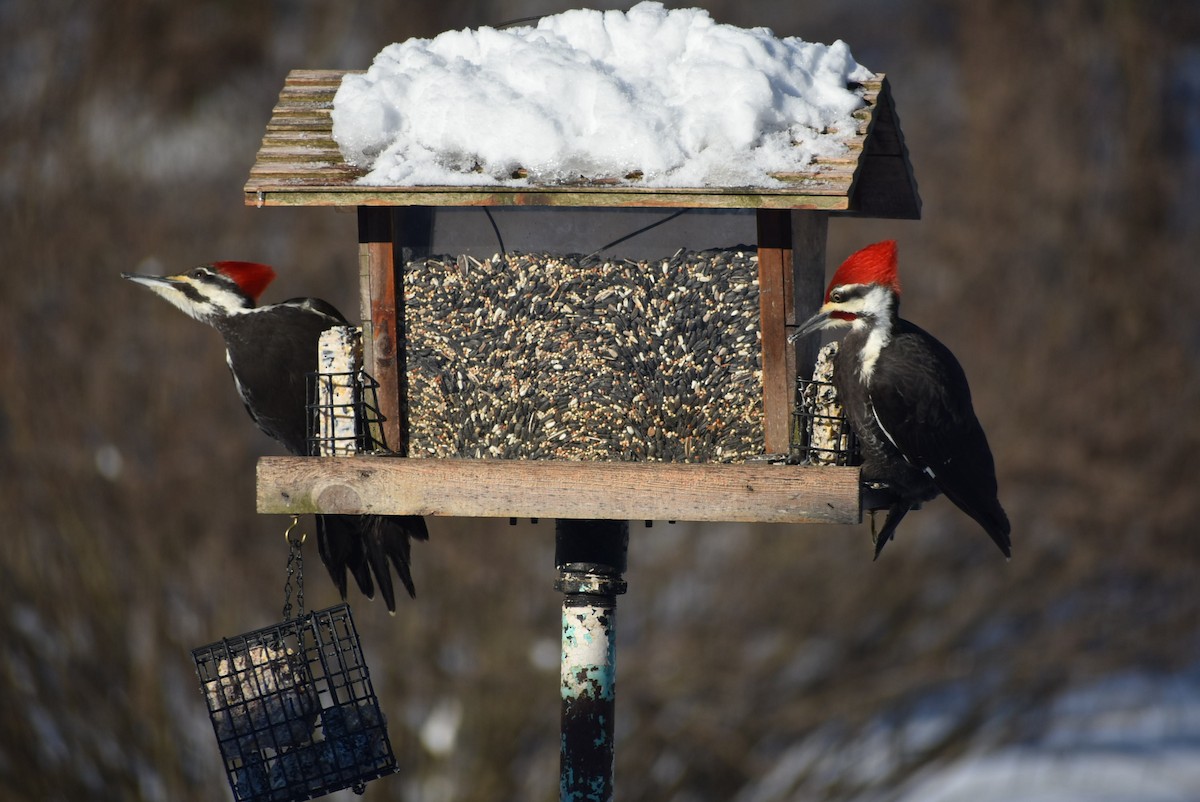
[755,209,792,454]
[356,207,434,454]
[357,208,401,451]
[755,211,828,455]
[248,186,854,211]
[257,457,861,525]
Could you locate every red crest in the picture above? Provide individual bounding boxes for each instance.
[826,240,900,300]
[211,261,277,302]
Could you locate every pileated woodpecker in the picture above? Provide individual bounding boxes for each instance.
[792,241,1011,559]
[123,261,428,611]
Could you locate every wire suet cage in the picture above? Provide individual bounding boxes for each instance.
[306,370,388,456]
[792,377,860,466]
[192,604,397,802]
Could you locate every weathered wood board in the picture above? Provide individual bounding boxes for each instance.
[257,456,861,524]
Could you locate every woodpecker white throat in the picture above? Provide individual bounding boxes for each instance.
[123,261,428,610]
[792,241,1011,559]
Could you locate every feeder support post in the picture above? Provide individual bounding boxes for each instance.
[755,209,828,454]
[357,206,433,454]
[555,519,629,802]
[357,207,400,451]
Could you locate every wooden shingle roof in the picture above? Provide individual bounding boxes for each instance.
[245,70,919,218]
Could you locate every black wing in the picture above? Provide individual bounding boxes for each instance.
[868,320,1011,556]
[223,300,347,455]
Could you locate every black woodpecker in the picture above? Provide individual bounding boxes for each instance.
[123,261,428,611]
[791,241,1011,559]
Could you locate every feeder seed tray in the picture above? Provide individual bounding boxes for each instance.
[193,604,397,802]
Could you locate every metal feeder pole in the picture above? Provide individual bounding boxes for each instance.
[555,519,629,802]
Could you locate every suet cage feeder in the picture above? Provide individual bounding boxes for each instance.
[794,377,861,467]
[306,370,388,456]
[192,604,396,802]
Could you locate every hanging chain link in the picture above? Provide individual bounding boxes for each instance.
[281,515,306,622]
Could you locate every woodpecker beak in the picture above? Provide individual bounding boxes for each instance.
[122,271,197,305]
[789,306,834,343]
[122,270,217,322]
[121,271,191,303]
[122,271,183,289]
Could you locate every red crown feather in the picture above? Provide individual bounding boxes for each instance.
[826,240,900,300]
[211,261,277,302]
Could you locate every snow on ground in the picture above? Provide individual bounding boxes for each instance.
[891,670,1200,802]
[332,2,872,188]
[732,668,1200,802]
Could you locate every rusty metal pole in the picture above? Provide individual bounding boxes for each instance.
[555,519,628,802]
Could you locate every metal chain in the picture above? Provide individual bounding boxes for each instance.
[281,516,306,621]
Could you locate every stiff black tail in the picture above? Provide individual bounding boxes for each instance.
[977,507,1012,559]
[871,501,911,560]
[315,514,429,612]
[938,483,1012,559]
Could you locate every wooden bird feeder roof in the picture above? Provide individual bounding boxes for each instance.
[248,68,922,525]
[244,70,919,218]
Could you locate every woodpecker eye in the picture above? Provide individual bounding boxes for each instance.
[189,267,211,279]
[829,289,846,303]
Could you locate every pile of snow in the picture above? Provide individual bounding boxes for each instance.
[332,2,873,188]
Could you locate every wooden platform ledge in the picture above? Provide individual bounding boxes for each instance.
[257,457,861,525]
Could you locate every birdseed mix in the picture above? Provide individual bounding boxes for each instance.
[403,249,765,462]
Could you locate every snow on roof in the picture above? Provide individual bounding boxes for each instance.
[331,2,873,188]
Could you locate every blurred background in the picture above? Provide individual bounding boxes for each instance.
[3,1,1200,800]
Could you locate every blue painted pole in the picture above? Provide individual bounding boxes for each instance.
[556,520,629,802]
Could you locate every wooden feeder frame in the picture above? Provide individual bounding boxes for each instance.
[249,69,919,527]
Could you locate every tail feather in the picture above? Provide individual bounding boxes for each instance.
[315,513,426,612]
[315,514,351,599]
[977,508,1012,558]
[937,483,1013,558]
[316,514,375,601]
[871,501,910,560]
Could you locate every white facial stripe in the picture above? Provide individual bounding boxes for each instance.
[846,285,895,381]
[135,279,213,322]
[144,275,255,322]
[827,284,890,318]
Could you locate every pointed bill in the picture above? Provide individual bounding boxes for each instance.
[120,271,194,301]
[120,270,227,322]
[121,271,180,287]
[789,307,833,343]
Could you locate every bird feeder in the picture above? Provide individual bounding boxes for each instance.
[193,604,397,802]
[246,63,918,802]
[250,68,918,522]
